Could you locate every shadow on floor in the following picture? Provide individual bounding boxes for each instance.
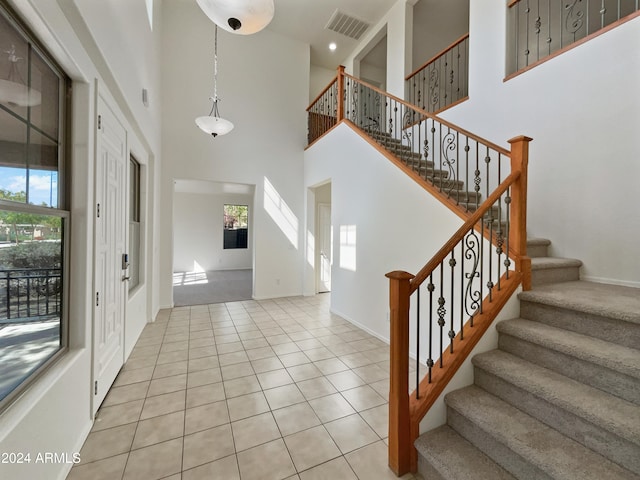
[172,269,252,306]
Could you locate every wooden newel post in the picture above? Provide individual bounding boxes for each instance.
[336,65,345,123]
[386,270,414,476]
[508,135,533,290]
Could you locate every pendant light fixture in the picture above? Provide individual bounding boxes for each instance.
[0,44,41,107]
[196,0,274,35]
[195,25,234,137]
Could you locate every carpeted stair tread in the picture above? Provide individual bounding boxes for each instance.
[446,386,638,480]
[527,238,551,258]
[473,350,640,447]
[530,257,583,270]
[415,425,516,480]
[496,318,640,379]
[519,280,640,325]
[527,238,551,247]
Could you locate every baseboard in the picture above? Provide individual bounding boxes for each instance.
[329,308,390,346]
[252,291,304,301]
[57,419,93,480]
[580,275,640,289]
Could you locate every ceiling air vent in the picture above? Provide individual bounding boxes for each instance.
[325,10,370,40]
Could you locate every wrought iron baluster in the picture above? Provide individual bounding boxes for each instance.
[438,263,445,368]
[460,241,465,339]
[601,0,606,28]
[416,287,420,399]
[505,187,512,280]
[449,252,456,353]
[525,0,531,66]
[427,274,434,383]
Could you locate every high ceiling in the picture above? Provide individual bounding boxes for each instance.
[257,0,398,69]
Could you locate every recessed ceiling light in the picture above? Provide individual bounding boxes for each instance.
[329,42,337,51]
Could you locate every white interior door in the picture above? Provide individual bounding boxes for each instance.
[318,203,332,293]
[93,96,127,413]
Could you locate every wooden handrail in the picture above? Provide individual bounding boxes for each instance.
[342,72,510,157]
[406,33,470,81]
[410,171,520,292]
[507,0,520,7]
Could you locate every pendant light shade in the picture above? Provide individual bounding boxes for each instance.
[196,0,274,35]
[0,44,41,107]
[195,102,234,137]
[195,25,234,137]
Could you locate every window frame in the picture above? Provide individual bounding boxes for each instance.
[0,0,71,413]
[128,156,142,292]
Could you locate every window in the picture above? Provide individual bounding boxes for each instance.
[0,2,70,410]
[128,157,141,291]
[223,204,248,249]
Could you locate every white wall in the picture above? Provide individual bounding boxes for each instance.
[412,0,469,71]
[344,0,413,98]
[309,64,337,104]
[438,2,640,287]
[0,1,162,479]
[173,191,253,272]
[305,123,462,341]
[160,1,310,306]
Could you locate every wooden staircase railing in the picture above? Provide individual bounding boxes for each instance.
[406,33,469,114]
[306,68,532,476]
[387,135,532,476]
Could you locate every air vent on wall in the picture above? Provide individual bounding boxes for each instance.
[325,10,370,40]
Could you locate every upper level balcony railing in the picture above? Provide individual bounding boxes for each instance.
[406,33,469,114]
[507,0,640,76]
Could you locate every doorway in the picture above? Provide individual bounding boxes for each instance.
[172,179,254,306]
[314,182,332,293]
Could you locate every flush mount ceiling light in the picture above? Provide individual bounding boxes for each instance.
[0,44,41,107]
[195,25,234,137]
[196,0,274,35]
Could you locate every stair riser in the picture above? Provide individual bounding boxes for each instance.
[527,244,548,258]
[474,366,640,474]
[520,300,640,349]
[531,266,580,286]
[498,334,639,405]
[417,458,447,480]
[447,407,553,480]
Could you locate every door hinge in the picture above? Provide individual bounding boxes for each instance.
[98,114,102,130]
[96,203,100,218]
[96,292,99,307]
[94,380,98,395]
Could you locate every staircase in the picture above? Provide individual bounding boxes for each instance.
[415,238,640,479]
[363,128,482,212]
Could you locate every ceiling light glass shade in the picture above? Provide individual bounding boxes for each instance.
[196,0,274,35]
[0,78,41,107]
[196,111,234,137]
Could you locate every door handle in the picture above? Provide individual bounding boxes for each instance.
[122,275,130,282]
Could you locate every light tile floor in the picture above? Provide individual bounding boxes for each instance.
[67,295,421,480]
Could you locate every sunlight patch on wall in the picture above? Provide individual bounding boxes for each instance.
[339,225,356,272]
[264,177,298,248]
[146,0,154,30]
[307,230,315,267]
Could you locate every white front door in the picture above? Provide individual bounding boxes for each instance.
[318,203,332,293]
[93,96,127,413]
